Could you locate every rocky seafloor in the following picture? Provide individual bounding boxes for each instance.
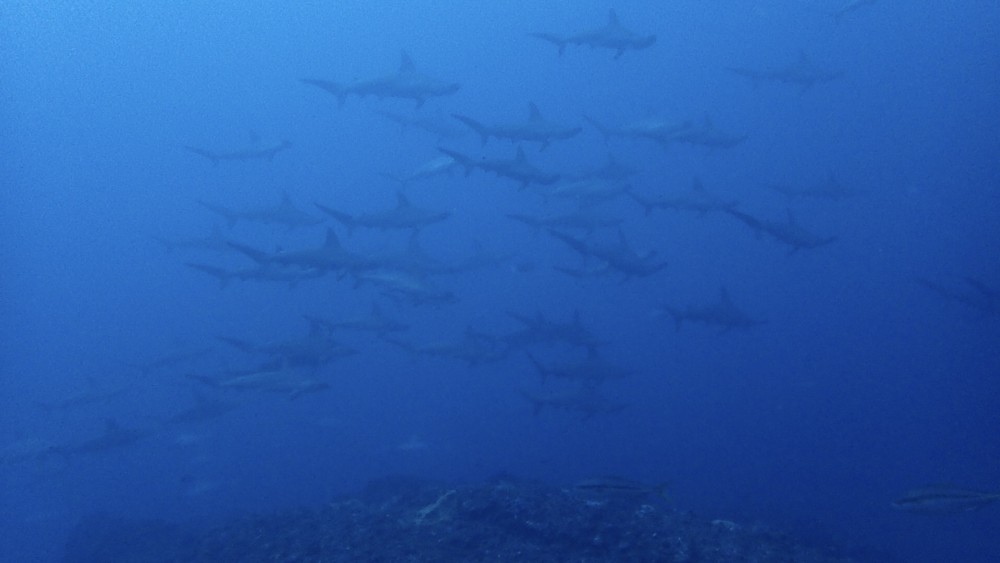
[63,476,867,562]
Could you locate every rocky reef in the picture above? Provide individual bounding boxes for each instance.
[64,476,857,562]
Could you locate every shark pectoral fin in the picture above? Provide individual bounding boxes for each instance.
[614,49,624,60]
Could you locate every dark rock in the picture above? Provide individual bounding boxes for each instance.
[63,479,858,562]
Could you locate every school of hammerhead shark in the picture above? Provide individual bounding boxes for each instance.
[18,2,997,463]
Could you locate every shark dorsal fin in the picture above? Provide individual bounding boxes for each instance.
[324,227,342,249]
[528,102,542,121]
[608,9,620,26]
[515,145,526,162]
[103,419,120,434]
[395,191,411,208]
[280,192,294,207]
[692,177,705,192]
[786,208,797,225]
[399,51,415,73]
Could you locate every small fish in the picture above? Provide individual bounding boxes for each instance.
[892,485,1000,514]
[573,476,668,499]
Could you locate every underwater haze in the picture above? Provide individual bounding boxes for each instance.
[2,1,1000,561]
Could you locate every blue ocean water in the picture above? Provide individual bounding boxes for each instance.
[2,1,999,561]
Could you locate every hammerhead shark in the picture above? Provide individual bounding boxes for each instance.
[188,365,329,400]
[547,228,667,279]
[629,177,737,216]
[507,209,622,234]
[519,386,626,419]
[315,192,450,234]
[828,0,877,22]
[529,9,656,59]
[527,347,633,385]
[439,145,560,188]
[452,102,581,150]
[184,140,292,165]
[301,51,460,108]
[725,208,836,253]
[727,52,843,93]
[50,420,149,458]
[226,228,379,275]
[199,193,324,230]
[655,288,766,332]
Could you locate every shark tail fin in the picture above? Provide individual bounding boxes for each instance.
[323,227,344,250]
[525,353,551,381]
[185,262,233,289]
[437,147,473,176]
[517,389,544,415]
[583,115,611,142]
[225,241,270,264]
[515,145,527,162]
[301,78,347,106]
[627,191,653,215]
[452,114,489,146]
[506,213,541,234]
[199,201,238,228]
[528,32,566,54]
[315,203,356,234]
[184,146,221,165]
[380,172,406,188]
